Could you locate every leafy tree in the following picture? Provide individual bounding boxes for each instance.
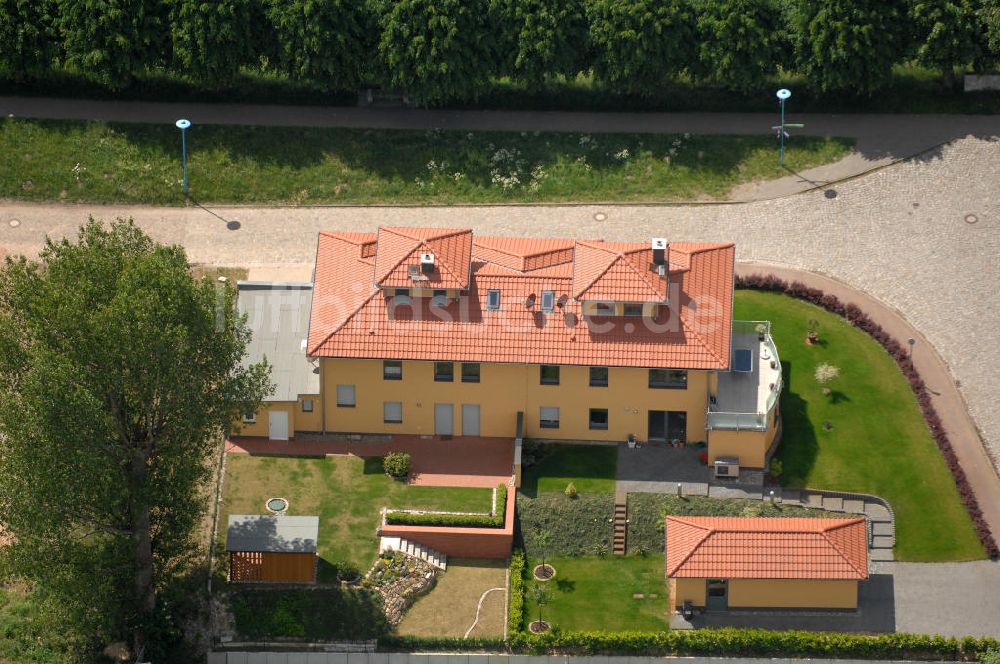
[693,0,787,92]
[0,219,271,656]
[792,0,909,95]
[57,0,169,89]
[586,0,696,94]
[378,0,499,105]
[169,0,255,83]
[0,0,58,81]
[984,0,1000,61]
[491,0,588,89]
[266,0,370,89]
[527,582,551,628]
[911,0,981,87]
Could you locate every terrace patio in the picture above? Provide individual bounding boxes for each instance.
[709,320,782,431]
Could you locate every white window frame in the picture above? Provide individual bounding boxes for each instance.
[301,399,314,413]
[336,384,356,407]
[539,406,560,429]
[384,401,403,424]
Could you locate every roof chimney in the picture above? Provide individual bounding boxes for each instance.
[651,238,668,266]
[420,252,435,274]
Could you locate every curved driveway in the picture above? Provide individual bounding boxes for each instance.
[1,136,998,534]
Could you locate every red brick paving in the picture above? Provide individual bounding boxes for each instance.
[225,434,513,488]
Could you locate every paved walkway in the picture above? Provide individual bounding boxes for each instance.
[226,435,514,488]
[2,136,998,543]
[2,96,998,200]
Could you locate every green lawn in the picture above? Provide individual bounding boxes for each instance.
[220,454,492,578]
[522,556,668,632]
[229,586,389,640]
[521,444,617,495]
[1,119,852,205]
[735,290,984,561]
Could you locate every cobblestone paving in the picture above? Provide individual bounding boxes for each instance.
[1,137,998,459]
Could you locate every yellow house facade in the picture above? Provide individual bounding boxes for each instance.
[234,227,782,471]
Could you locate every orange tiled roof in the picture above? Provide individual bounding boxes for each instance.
[307,228,734,370]
[665,516,869,580]
[373,226,473,289]
[572,241,667,303]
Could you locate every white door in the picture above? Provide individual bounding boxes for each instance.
[268,410,289,440]
[462,404,480,436]
[434,403,454,436]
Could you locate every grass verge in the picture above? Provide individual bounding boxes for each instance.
[522,555,668,632]
[219,454,492,578]
[735,289,984,561]
[2,119,853,205]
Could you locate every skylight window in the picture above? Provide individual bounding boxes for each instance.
[487,289,501,310]
[541,290,555,312]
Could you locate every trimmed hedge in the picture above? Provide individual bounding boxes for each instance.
[380,630,1000,659]
[627,494,848,555]
[507,548,525,634]
[516,493,614,556]
[737,274,999,559]
[385,483,507,528]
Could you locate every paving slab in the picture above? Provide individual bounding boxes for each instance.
[804,493,824,508]
[873,535,895,548]
[870,548,895,561]
[822,496,845,511]
[865,503,892,520]
[842,499,865,513]
[779,488,802,504]
[873,521,894,537]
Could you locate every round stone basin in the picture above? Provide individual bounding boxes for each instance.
[266,497,288,514]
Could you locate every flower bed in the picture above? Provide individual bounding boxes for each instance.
[736,273,998,558]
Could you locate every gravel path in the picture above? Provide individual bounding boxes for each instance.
[2,135,998,501]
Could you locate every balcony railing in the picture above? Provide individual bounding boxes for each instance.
[706,320,782,432]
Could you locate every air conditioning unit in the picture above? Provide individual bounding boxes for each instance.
[713,456,740,479]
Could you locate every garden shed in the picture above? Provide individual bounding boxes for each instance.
[227,514,319,583]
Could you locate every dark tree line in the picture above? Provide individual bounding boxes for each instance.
[1,0,998,103]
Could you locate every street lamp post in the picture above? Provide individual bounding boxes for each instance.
[776,89,791,166]
[175,118,191,198]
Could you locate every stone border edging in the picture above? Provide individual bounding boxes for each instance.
[737,273,999,558]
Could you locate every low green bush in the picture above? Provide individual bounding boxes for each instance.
[626,494,844,554]
[379,630,1000,659]
[382,451,411,479]
[516,493,613,556]
[508,549,525,633]
[385,483,507,528]
[565,482,578,498]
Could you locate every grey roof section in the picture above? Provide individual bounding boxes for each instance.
[237,281,320,402]
[226,514,319,553]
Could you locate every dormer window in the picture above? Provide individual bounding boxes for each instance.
[392,288,410,306]
[431,289,447,307]
[624,303,644,317]
[541,290,555,312]
[487,289,501,311]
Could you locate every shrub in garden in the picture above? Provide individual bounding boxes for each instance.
[516,493,614,556]
[769,458,783,479]
[383,451,411,479]
[508,549,525,632]
[564,481,578,498]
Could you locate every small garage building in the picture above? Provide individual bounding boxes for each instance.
[666,516,868,610]
[227,514,320,583]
